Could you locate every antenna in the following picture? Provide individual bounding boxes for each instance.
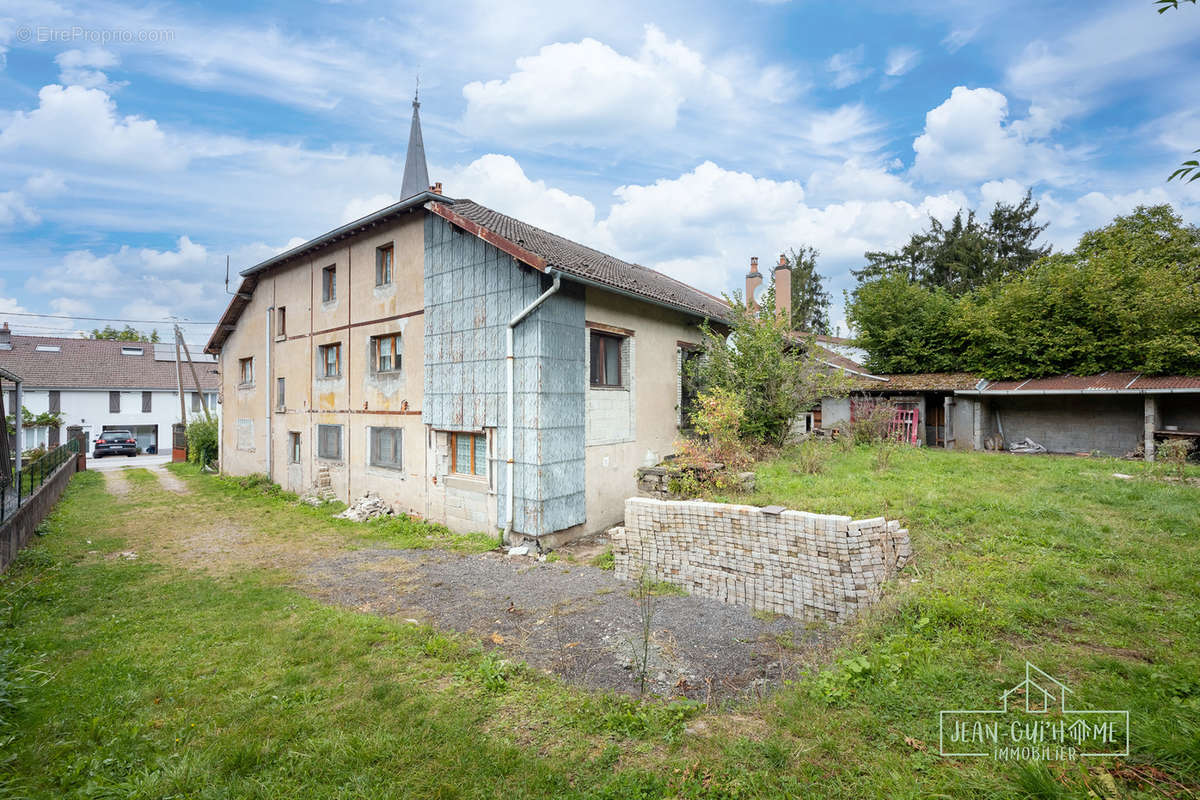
[225,254,234,295]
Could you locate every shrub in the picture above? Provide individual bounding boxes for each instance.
[669,389,755,497]
[187,416,219,466]
[793,438,830,475]
[1158,438,1193,480]
[845,400,899,446]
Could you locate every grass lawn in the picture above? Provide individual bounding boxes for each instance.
[0,449,1197,799]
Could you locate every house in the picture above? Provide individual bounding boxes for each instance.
[204,95,728,546]
[0,325,218,453]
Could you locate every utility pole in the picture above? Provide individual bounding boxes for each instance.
[177,327,212,422]
[173,324,186,426]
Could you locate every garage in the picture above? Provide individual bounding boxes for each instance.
[103,424,159,454]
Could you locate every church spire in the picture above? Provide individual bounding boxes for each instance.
[400,85,430,199]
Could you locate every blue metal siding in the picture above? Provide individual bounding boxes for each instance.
[423,215,585,536]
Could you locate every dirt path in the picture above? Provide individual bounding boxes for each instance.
[103,470,132,497]
[152,466,189,493]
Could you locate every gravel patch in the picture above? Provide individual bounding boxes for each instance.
[302,548,836,701]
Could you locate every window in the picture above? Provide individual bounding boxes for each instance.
[589,332,624,387]
[239,357,254,385]
[191,392,201,412]
[141,391,152,413]
[109,391,120,413]
[288,431,301,463]
[318,343,342,378]
[369,427,403,469]
[372,334,401,373]
[276,377,285,410]
[277,306,286,338]
[317,424,342,459]
[49,390,61,413]
[450,432,486,477]
[121,346,143,355]
[376,243,394,286]
[35,345,61,352]
[322,264,336,302]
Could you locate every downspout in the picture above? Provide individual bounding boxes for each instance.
[504,270,561,544]
[265,306,273,480]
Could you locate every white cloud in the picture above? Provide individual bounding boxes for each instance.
[461,25,738,142]
[942,26,978,53]
[912,86,1072,186]
[825,46,871,89]
[884,47,920,77]
[0,84,184,170]
[979,178,1027,208]
[55,48,127,92]
[139,236,207,272]
[0,191,38,226]
[23,171,67,197]
[803,104,884,155]
[806,160,915,205]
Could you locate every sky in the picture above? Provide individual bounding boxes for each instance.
[0,0,1198,344]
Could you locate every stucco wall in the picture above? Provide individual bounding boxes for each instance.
[583,289,702,534]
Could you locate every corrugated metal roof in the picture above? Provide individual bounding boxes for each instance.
[0,335,219,391]
[979,372,1200,393]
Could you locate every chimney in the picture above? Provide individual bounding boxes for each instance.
[774,253,792,328]
[430,181,443,195]
[0,322,10,348]
[745,257,762,310]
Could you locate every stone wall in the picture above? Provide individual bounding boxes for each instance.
[609,497,910,623]
[1,454,78,573]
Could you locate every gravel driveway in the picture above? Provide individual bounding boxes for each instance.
[301,547,835,701]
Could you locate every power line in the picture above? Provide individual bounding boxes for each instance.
[0,310,217,325]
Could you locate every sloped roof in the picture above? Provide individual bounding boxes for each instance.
[433,200,730,321]
[0,335,218,391]
[975,372,1200,393]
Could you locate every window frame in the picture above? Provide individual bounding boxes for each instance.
[141,390,152,413]
[449,432,487,477]
[191,392,201,412]
[318,342,342,378]
[238,357,254,386]
[277,306,287,338]
[321,264,337,302]
[589,331,625,388]
[372,333,402,374]
[369,426,403,470]
[276,377,286,411]
[376,243,394,286]
[109,390,121,413]
[316,424,343,460]
[288,431,301,464]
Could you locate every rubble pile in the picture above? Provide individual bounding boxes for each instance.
[335,492,394,522]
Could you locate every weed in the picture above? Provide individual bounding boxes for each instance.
[590,548,615,570]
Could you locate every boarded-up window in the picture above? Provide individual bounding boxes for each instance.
[48,390,61,413]
[369,427,402,469]
[141,391,152,413]
[450,432,486,477]
[109,391,120,413]
[317,424,342,460]
[236,418,254,451]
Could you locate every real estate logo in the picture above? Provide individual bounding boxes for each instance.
[939,662,1129,761]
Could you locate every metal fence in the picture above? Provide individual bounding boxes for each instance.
[1,439,80,524]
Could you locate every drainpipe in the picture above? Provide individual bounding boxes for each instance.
[265,306,273,480]
[504,270,561,544]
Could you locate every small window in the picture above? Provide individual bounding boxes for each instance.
[317,424,342,460]
[142,391,152,413]
[322,264,336,302]
[191,392,201,412]
[239,357,254,385]
[450,432,486,477]
[372,334,401,373]
[36,344,61,353]
[318,343,342,378]
[288,431,301,463]
[109,391,120,413]
[370,427,403,469]
[589,332,624,387]
[277,306,286,338]
[276,377,285,410]
[376,243,394,286]
[121,346,143,355]
[49,390,61,413]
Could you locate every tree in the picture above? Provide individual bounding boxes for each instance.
[783,247,832,334]
[851,191,1050,295]
[90,325,160,342]
[847,205,1200,379]
[690,294,850,445]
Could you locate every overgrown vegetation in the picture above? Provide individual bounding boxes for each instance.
[848,205,1200,377]
[0,451,1196,798]
[186,416,219,466]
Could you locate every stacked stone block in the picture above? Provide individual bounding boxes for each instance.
[608,497,910,623]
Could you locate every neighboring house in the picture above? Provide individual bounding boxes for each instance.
[205,95,727,546]
[0,325,218,453]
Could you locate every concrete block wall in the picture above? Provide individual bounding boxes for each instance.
[991,395,1142,455]
[609,497,910,623]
